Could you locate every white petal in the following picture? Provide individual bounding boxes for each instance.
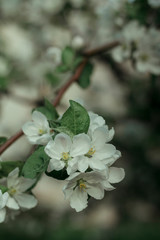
[54,133,72,154]
[29,134,51,145]
[32,111,48,126]
[0,208,6,223]
[6,196,19,210]
[92,127,108,150]
[0,192,9,209]
[84,171,106,183]
[47,159,65,172]
[103,181,115,191]
[66,172,81,181]
[70,187,88,212]
[107,127,115,142]
[95,144,116,160]
[89,158,106,171]
[18,178,36,192]
[45,140,61,159]
[7,168,19,189]
[87,183,104,200]
[70,134,91,157]
[15,193,38,209]
[22,122,39,136]
[63,182,75,199]
[78,157,89,173]
[109,167,125,184]
[103,150,121,166]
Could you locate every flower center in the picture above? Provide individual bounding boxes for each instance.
[78,179,87,191]
[38,129,47,136]
[85,147,96,158]
[62,152,70,161]
[8,188,17,196]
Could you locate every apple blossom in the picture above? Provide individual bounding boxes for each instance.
[0,190,9,223]
[22,111,53,145]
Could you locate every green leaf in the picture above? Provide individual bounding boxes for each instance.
[72,56,83,70]
[0,161,24,178]
[45,72,60,86]
[22,146,50,179]
[60,100,90,135]
[0,137,7,146]
[35,99,59,120]
[78,62,93,89]
[0,185,8,193]
[53,126,74,138]
[62,47,75,66]
[0,76,8,91]
[55,64,70,73]
[46,169,68,180]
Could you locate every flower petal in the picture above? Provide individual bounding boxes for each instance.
[32,111,48,127]
[15,193,38,209]
[103,181,115,191]
[22,122,39,136]
[45,140,61,159]
[70,187,88,212]
[6,196,19,210]
[0,208,6,223]
[47,159,65,172]
[87,183,104,200]
[95,144,116,160]
[92,127,108,150]
[70,134,91,157]
[89,158,106,171]
[7,168,19,189]
[109,167,125,184]
[78,157,89,173]
[0,191,9,209]
[107,127,115,142]
[18,178,36,192]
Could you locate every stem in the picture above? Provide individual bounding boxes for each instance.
[0,41,119,155]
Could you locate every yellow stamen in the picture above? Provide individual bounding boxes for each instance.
[79,183,86,191]
[62,152,70,161]
[87,147,96,157]
[38,129,46,135]
[9,188,16,196]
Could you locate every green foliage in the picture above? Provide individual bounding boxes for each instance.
[46,169,68,180]
[0,77,8,91]
[0,161,24,178]
[0,137,7,146]
[60,100,90,135]
[35,99,59,120]
[53,126,75,138]
[62,46,75,67]
[0,185,8,193]
[45,72,60,86]
[22,147,50,179]
[78,62,93,89]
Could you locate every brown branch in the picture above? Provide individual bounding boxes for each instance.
[0,41,119,155]
[83,41,120,57]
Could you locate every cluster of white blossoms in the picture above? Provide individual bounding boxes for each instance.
[0,168,37,223]
[22,105,125,212]
[112,21,160,75]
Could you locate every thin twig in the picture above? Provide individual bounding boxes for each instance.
[0,41,119,155]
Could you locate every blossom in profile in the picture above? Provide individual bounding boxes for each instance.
[22,111,52,145]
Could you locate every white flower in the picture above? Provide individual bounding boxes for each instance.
[71,35,85,49]
[0,190,9,223]
[22,111,52,145]
[63,171,106,212]
[88,111,115,139]
[76,127,116,173]
[148,0,160,8]
[45,47,61,65]
[45,133,91,174]
[6,168,37,210]
[102,167,125,191]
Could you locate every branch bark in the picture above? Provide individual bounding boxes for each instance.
[0,41,119,155]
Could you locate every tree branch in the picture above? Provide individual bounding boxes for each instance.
[0,41,119,155]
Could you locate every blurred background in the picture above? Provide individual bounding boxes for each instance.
[0,0,160,239]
